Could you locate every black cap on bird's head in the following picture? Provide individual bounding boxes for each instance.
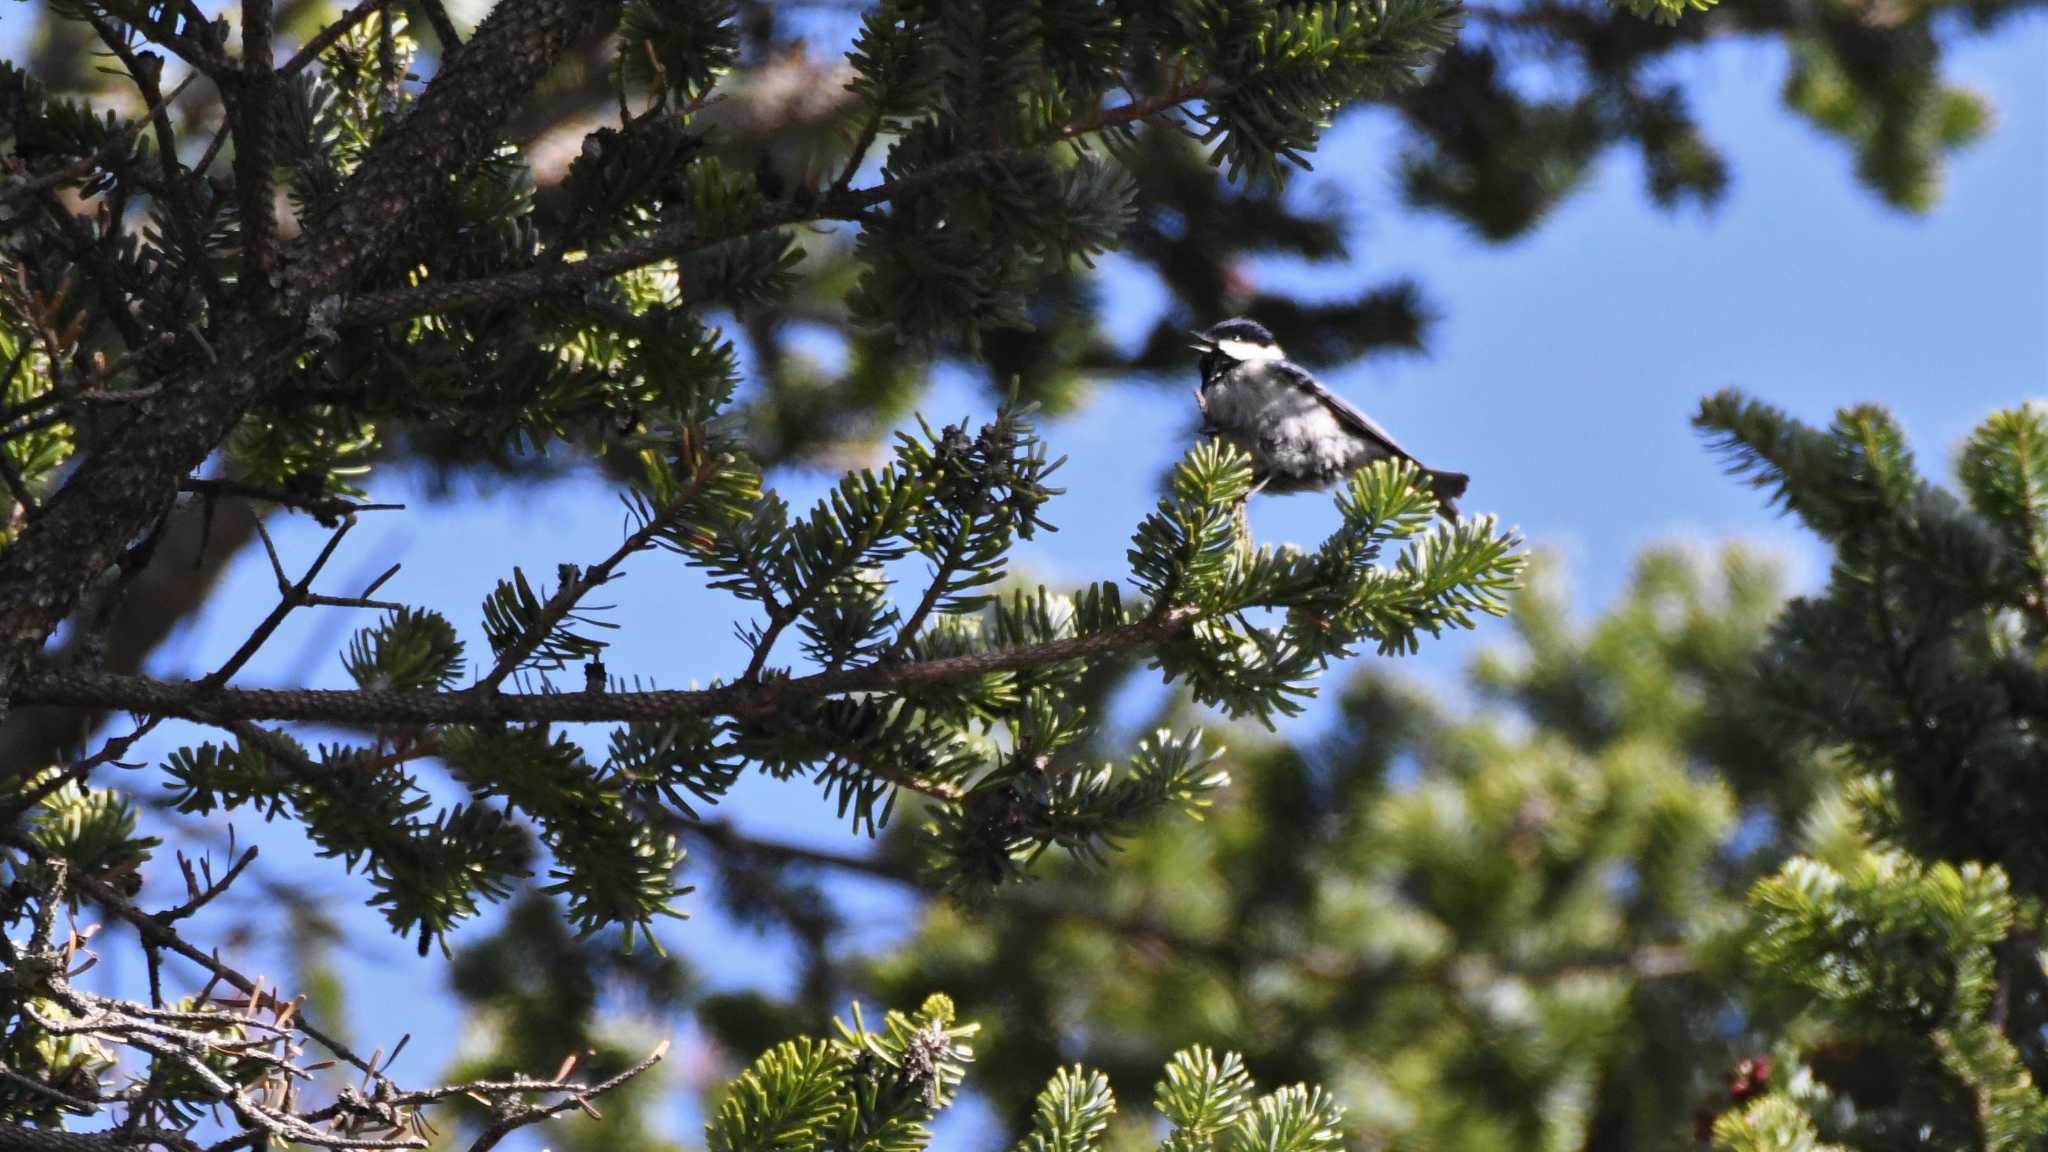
[1190,317,1276,350]
[1190,318,1284,373]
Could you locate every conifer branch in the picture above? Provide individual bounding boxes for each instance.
[0,74,198,213]
[339,82,1215,328]
[477,449,727,691]
[0,0,609,696]
[0,839,665,1152]
[14,606,1204,726]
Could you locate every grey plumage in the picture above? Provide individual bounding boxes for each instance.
[1192,318,1468,520]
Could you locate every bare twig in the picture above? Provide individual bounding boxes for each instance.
[198,517,361,692]
[0,715,163,823]
[1,836,664,1152]
[16,606,1206,727]
[281,0,385,78]
[178,477,405,526]
[1,839,383,1083]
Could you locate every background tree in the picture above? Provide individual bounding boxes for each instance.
[688,398,2048,1152]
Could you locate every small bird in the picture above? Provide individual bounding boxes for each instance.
[1191,317,1469,521]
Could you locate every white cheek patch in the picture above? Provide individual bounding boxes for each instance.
[1216,338,1285,362]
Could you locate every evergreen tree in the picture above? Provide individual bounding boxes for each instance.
[1692,394,2048,1149]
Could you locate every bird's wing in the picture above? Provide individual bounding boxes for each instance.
[1269,360,1417,463]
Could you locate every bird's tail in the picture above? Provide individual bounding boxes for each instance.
[1426,469,1469,523]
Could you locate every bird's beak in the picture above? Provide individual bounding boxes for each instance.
[1187,330,1214,352]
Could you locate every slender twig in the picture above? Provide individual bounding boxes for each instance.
[160,847,260,925]
[0,715,163,823]
[193,120,233,179]
[16,605,1206,726]
[883,485,995,664]
[178,477,405,525]
[2,837,384,1083]
[0,448,41,521]
[199,517,358,691]
[831,107,883,194]
[0,1060,102,1112]
[84,16,193,201]
[433,1042,668,1152]
[279,0,384,78]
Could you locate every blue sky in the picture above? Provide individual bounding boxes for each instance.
[4,3,2044,1146]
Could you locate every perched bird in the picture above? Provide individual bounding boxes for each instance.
[1191,317,1469,520]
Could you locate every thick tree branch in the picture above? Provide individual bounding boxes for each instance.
[235,0,280,310]
[15,606,1203,725]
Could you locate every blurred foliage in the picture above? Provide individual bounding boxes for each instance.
[807,544,1815,1152]
[675,390,2048,1149]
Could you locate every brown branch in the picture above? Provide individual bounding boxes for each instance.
[279,0,384,79]
[15,606,1203,726]
[235,0,280,312]
[442,1043,667,1152]
[177,477,405,525]
[198,516,359,692]
[0,1121,201,1152]
[1,841,660,1152]
[340,82,1212,327]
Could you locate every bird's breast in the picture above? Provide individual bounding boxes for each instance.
[1201,365,1379,489]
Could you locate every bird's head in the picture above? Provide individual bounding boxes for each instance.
[1190,317,1284,365]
